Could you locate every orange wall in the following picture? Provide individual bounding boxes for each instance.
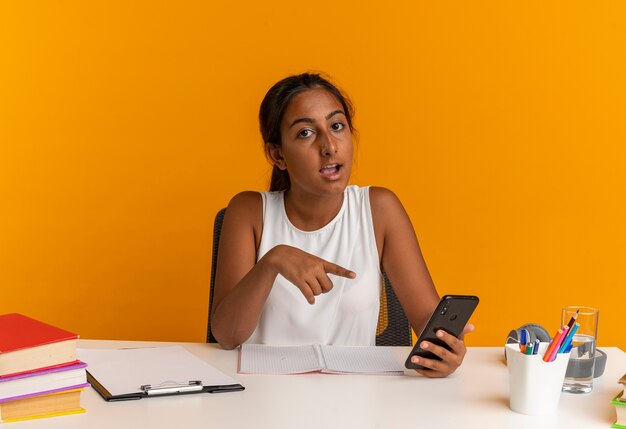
[1,2,624,349]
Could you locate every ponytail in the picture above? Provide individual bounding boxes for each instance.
[269,166,290,192]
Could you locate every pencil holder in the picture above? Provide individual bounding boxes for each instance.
[505,343,570,415]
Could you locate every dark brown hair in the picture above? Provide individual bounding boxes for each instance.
[259,73,355,192]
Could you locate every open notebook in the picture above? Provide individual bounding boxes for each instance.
[238,344,405,375]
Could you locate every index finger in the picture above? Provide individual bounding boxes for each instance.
[322,261,356,279]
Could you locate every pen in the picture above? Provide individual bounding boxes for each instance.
[532,338,540,355]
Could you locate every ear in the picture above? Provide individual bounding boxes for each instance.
[266,143,287,170]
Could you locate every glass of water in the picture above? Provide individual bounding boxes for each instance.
[561,306,599,394]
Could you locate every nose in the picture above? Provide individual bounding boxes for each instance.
[319,131,338,157]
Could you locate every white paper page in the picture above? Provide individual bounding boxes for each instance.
[239,344,322,374]
[320,345,404,375]
[77,346,240,396]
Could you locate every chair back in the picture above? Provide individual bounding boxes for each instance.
[206,208,412,346]
[206,208,225,343]
[376,273,412,346]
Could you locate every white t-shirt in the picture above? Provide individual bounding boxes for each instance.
[246,185,382,346]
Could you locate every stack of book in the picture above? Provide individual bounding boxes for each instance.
[0,313,88,423]
[611,373,626,429]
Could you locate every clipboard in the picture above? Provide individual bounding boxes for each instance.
[77,346,244,402]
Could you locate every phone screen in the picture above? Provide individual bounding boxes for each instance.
[405,295,479,370]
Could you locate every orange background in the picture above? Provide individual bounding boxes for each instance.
[1,2,624,349]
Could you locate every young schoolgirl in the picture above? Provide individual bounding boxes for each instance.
[210,73,473,377]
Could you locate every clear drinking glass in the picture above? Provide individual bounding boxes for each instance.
[561,306,599,394]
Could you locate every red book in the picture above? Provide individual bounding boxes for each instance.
[0,314,79,377]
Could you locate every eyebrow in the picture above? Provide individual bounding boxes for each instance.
[288,109,346,129]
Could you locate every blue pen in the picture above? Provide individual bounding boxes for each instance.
[532,338,540,355]
[518,329,527,352]
[520,329,527,346]
[558,322,580,353]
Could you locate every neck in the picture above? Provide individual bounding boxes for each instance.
[283,189,345,231]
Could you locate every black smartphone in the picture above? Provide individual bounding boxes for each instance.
[405,294,479,370]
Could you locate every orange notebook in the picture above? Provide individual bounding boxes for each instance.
[0,314,79,377]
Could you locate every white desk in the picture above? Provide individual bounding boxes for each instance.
[13,340,626,429]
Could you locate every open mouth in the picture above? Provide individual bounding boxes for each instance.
[319,163,343,177]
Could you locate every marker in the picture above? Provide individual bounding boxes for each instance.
[521,329,529,345]
[519,330,525,352]
[532,338,540,355]
[524,342,533,355]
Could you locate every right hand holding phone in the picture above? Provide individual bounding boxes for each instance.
[409,323,475,378]
[266,245,356,304]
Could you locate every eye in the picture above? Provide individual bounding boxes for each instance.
[298,128,314,138]
[331,122,345,131]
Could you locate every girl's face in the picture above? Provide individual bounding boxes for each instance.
[270,88,353,198]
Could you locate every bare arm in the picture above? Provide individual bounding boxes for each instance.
[370,187,440,334]
[370,187,473,377]
[209,192,274,349]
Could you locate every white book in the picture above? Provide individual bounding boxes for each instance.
[238,344,405,375]
[0,362,87,402]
